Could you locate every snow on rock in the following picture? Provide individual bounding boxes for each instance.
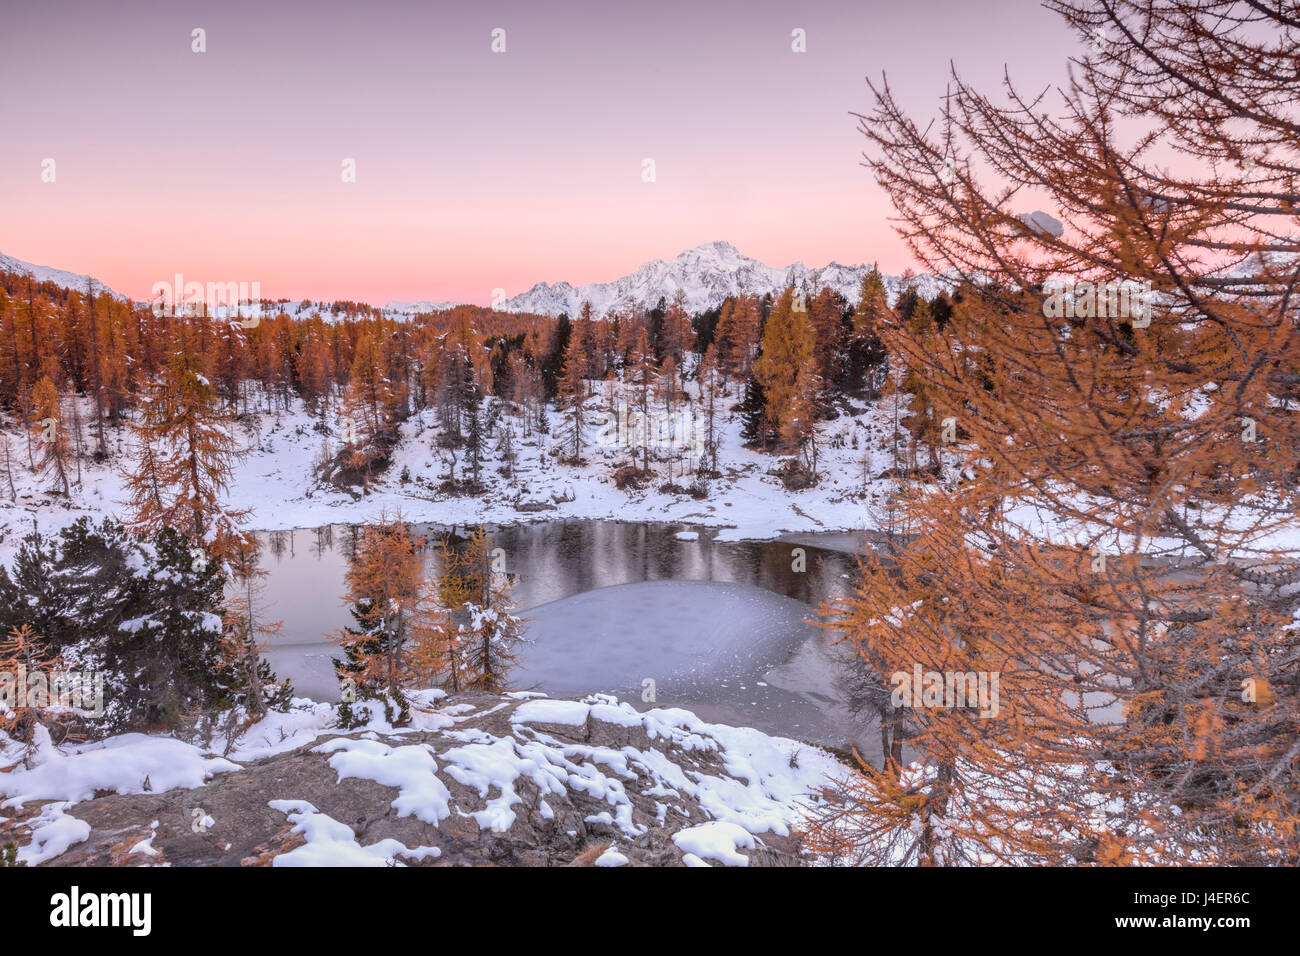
[510,698,595,727]
[0,734,240,808]
[9,690,851,867]
[266,799,441,867]
[16,802,92,865]
[128,821,161,857]
[594,845,629,866]
[313,738,454,825]
[672,820,757,867]
[436,732,570,834]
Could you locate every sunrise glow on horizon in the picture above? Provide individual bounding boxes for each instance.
[1,0,1076,304]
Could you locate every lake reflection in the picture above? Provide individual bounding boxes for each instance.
[252,520,878,755]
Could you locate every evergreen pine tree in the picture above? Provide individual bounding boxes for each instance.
[464,392,484,487]
[330,513,427,727]
[738,373,770,448]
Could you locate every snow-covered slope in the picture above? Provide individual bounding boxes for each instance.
[383,299,460,315]
[0,252,125,300]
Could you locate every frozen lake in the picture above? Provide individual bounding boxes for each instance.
[519,579,848,743]
[253,520,879,754]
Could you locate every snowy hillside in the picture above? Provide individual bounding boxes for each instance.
[0,374,911,559]
[0,252,125,301]
[383,299,461,315]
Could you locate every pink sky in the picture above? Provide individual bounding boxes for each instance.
[1,0,1077,305]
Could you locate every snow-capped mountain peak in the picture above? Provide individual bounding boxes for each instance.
[477,241,946,317]
[2,243,948,320]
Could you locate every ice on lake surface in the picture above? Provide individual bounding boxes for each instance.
[520,579,814,693]
[254,520,879,754]
[518,580,858,747]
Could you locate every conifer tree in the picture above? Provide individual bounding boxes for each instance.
[224,539,291,720]
[807,0,1300,866]
[557,339,587,461]
[123,344,251,565]
[331,512,428,726]
[698,346,724,474]
[738,373,771,449]
[104,526,237,733]
[753,286,817,452]
[850,268,890,396]
[30,375,70,496]
[451,528,527,693]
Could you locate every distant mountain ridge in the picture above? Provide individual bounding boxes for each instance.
[412,240,947,317]
[1,243,949,318]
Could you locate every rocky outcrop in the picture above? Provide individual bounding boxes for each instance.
[2,692,847,867]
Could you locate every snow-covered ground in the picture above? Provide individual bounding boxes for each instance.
[6,364,1298,578]
[0,691,851,867]
[0,378,908,561]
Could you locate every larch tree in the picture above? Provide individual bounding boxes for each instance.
[753,286,817,453]
[628,327,657,472]
[340,326,396,473]
[449,528,527,694]
[572,302,598,381]
[557,338,587,462]
[0,624,62,754]
[783,356,823,479]
[808,287,847,399]
[698,345,724,473]
[30,375,71,496]
[417,532,471,692]
[806,0,1300,867]
[331,512,430,726]
[656,353,678,421]
[851,269,890,396]
[659,290,695,365]
[711,298,743,379]
[99,302,133,426]
[123,343,252,565]
[224,538,290,720]
[82,280,108,457]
